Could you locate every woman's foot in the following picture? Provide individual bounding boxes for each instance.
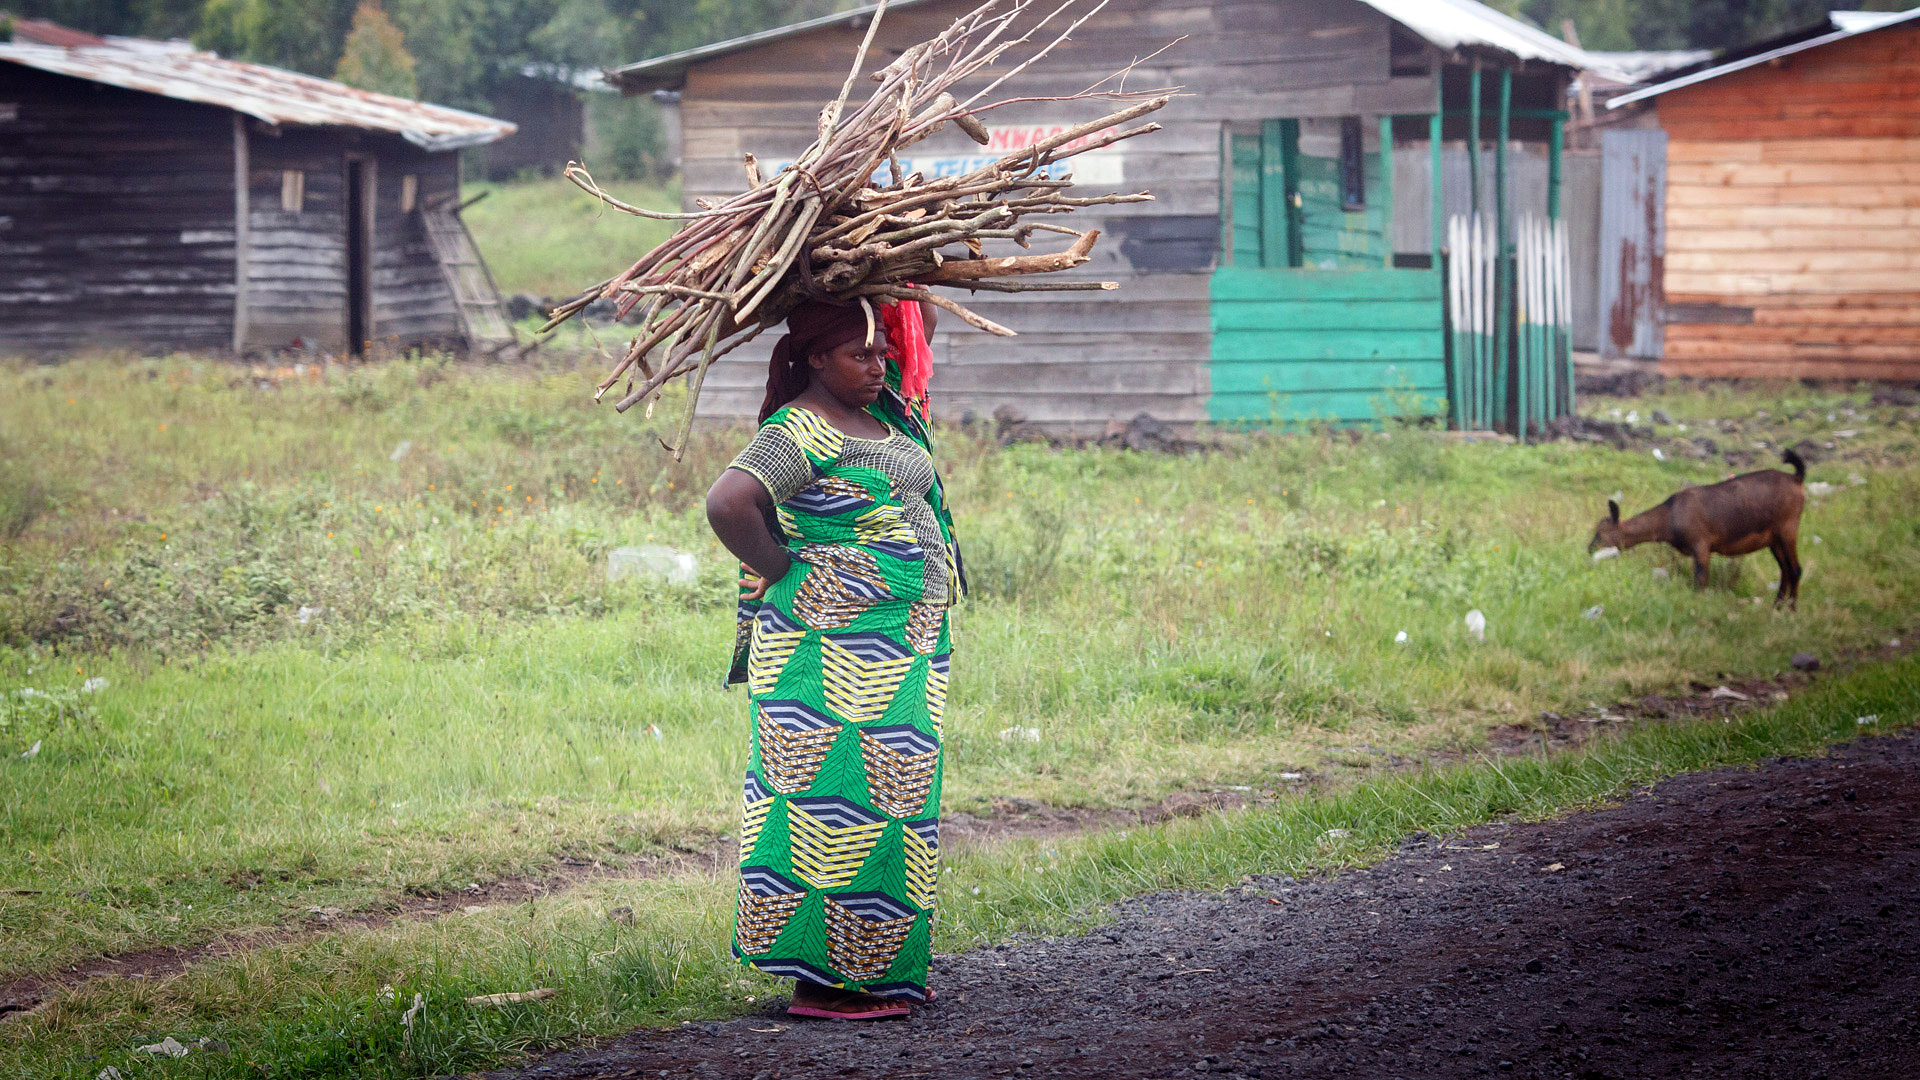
[786,981,912,1020]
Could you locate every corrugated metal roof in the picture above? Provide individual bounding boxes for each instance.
[606,0,1619,90]
[1609,7,1920,108]
[0,42,514,150]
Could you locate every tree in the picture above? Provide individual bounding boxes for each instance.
[334,0,418,99]
[196,0,357,76]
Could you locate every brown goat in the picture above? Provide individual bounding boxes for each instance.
[1589,449,1807,607]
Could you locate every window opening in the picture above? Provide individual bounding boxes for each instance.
[280,170,305,213]
[1339,117,1365,210]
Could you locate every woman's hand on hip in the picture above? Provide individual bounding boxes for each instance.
[739,574,772,602]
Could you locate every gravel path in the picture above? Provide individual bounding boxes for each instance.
[485,732,1920,1080]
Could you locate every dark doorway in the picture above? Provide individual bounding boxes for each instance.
[345,158,372,355]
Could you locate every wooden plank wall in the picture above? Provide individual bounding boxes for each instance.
[371,143,462,347]
[1658,25,1920,379]
[244,128,461,353]
[669,0,1434,430]
[0,67,235,353]
[1209,267,1446,422]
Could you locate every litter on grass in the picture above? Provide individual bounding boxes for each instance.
[1592,546,1621,562]
[1465,609,1487,642]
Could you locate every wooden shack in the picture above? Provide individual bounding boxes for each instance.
[0,36,516,357]
[608,0,1599,432]
[1609,10,1920,381]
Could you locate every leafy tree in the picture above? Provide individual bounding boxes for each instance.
[196,0,356,75]
[334,0,417,99]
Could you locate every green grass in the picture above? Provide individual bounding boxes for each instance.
[462,176,680,299]
[7,642,1917,1079]
[1,355,1917,1075]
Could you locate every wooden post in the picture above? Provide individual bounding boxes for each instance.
[1219,123,1234,268]
[1432,78,1453,428]
[1379,114,1394,269]
[1260,118,1285,269]
[1495,66,1513,439]
[1280,119,1304,268]
[1468,62,1482,218]
[231,113,249,355]
[1550,113,1571,417]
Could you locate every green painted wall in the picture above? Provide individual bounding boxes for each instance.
[1227,126,1389,270]
[1208,267,1448,424]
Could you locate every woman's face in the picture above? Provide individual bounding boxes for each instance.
[809,336,889,409]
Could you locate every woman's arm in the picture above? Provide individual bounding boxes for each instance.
[706,468,793,594]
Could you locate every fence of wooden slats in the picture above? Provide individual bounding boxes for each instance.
[1446,212,1575,438]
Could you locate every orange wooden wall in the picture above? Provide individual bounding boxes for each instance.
[1657,25,1920,380]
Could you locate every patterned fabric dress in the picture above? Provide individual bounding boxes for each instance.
[724,393,959,1002]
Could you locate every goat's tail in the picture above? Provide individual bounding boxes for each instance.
[1782,448,1807,482]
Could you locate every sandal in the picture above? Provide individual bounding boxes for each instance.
[786,985,911,1020]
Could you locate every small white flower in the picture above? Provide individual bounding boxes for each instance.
[1394,630,1408,644]
[81,677,107,694]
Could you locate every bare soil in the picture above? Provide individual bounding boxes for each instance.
[480,730,1920,1080]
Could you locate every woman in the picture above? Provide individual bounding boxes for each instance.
[705,297,959,1020]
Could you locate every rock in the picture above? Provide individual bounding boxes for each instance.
[1806,481,1835,496]
[135,1037,190,1058]
[1582,605,1604,620]
[506,293,541,321]
[1869,385,1918,407]
[608,545,699,585]
[1791,653,1820,672]
[582,298,616,321]
[1652,409,1672,424]
[609,905,635,925]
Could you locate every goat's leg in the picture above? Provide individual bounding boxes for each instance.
[1691,542,1712,589]
[1768,539,1793,607]
[1783,535,1803,610]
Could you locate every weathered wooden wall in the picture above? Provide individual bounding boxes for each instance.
[670,0,1436,430]
[243,128,461,353]
[0,66,236,353]
[1657,25,1920,379]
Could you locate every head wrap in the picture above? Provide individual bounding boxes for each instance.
[759,299,875,424]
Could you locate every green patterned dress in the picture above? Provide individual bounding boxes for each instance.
[723,393,959,1002]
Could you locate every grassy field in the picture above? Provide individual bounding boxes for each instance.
[461,176,680,300]
[2,354,1917,1076]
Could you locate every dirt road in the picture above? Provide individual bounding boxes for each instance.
[485,732,1920,1080]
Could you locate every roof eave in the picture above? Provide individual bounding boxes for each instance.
[1608,8,1920,109]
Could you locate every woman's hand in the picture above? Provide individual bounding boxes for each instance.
[739,574,772,602]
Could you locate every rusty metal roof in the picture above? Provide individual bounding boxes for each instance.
[1610,8,1920,108]
[0,42,514,150]
[607,0,1617,90]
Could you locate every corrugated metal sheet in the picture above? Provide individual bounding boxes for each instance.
[607,0,1620,90]
[0,43,514,150]
[1609,8,1920,108]
[1597,129,1666,360]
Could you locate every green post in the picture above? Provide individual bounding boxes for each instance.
[1280,119,1304,268]
[1551,114,1572,419]
[1380,114,1394,269]
[1432,86,1454,428]
[1259,119,1285,270]
[1495,66,1513,440]
[1467,63,1482,219]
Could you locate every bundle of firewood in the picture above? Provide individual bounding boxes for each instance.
[543,0,1173,454]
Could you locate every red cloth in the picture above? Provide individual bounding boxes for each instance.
[881,297,933,416]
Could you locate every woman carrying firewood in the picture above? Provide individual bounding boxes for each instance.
[705,296,959,1020]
